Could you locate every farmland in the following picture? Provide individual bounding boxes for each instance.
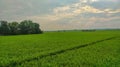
[0,30,120,67]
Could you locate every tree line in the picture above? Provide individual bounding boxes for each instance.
[0,20,43,35]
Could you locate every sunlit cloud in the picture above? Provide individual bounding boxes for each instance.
[80,0,99,3]
[0,0,120,30]
[42,1,120,22]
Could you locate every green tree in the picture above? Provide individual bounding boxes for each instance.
[0,20,42,35]
[0,21,11,35]
[19,20,31,34]
[33,23,42,34]
[8,22,19,35]
[19,20,42,34]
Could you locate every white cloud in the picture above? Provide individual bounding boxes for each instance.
[50,2,120,21]
[15,0,119,30]
[54,6,70,13]
[0,0,120,30]
[73,5,104,14]
[91,0,99,2]
[104,9,120,13]
[80,0,99,3]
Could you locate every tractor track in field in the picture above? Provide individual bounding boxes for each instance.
[2,36,117,67]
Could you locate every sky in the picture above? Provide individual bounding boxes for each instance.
[0,0,120,31]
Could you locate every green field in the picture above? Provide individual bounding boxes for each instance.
[0,30,120,67]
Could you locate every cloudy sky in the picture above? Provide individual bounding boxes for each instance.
[0,0,120,30]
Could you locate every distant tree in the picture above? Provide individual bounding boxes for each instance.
[0,20,42,35]
[0,21,11,35]
[19,20,42,34]
[33,23,42,34]
[19,20,32,34]
[8,22,19,35]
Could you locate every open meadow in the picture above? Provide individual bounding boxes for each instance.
[0,30,120,67]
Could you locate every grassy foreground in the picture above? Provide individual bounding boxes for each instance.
[0,30,120,67]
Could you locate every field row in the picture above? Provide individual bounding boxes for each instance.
[0,30,120,66]
[5,36,117,67]
[18,37,120,67]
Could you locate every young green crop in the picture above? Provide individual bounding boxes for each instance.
[0,30,120,67]
[18,37,120,67]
